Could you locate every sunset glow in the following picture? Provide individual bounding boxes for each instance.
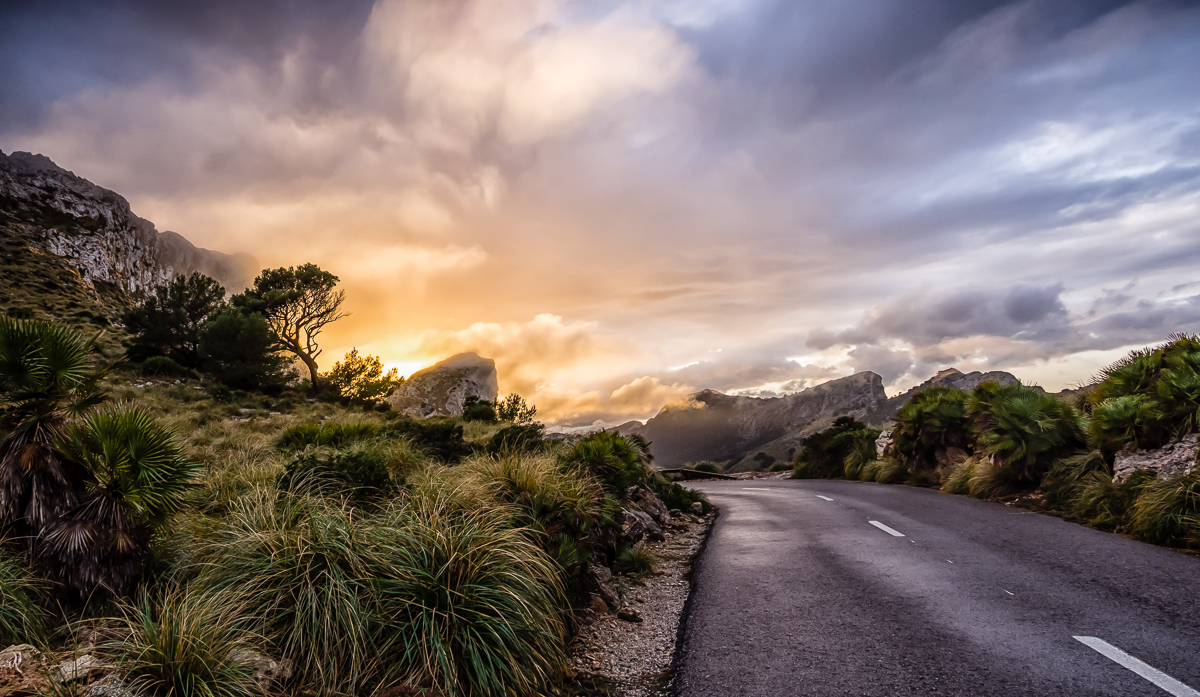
[4,0,1199,425]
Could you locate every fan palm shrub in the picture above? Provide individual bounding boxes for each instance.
[0,318,107,543]
[1089,394,1166,452]
[891,388,972,470]
[967,382,1086,482]
[45,404,201,597]
[565,431,649,492]
[792,417,879,480]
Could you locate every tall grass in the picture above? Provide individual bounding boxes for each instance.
[188,489,374,695]
[108,586,265,697]
[1128,470,1200,547]
[185,479,570,696]
[941,457,980,496]
[368,497,567,697]
[0,547,45,646]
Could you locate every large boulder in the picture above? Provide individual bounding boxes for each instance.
[386,353,499,418]
[1113,434,1198,484]
[625,485,671,527]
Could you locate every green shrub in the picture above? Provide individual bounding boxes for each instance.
[462,395,498,423]
[190,491,377,694]
[484,424,547,455]
[564,431,649,492]
[649,474,712,514]
[110,587,265,697]
[967,381,1086,482]
[892,387,972,470]
[966,461,1021,499]
[325,348,403,405]
[387,417,471,463]
[1070,471,1152,530]
[123,272,226,369]
[142,355,191,377]
[279,444,397,500]
[792,417,880,480]
[198,310,290,392]
[1128,470,1200,547]
[0,548,45,646]
[279,421,382,449]
[496,393,538,425]
[692,461,723,474]
[616,544,657,582]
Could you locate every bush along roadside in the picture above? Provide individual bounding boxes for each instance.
[0,316,711,697]
[791,334,1200,552]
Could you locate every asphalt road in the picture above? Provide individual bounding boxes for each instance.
[672,479,1200,696]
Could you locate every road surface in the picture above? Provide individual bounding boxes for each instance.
[672,479,1200,696]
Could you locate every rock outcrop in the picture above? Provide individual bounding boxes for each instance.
[0,150,256,300]
[386,352,499,418]
[864,368,1022,426]
[1113,434,1198,484]
[621,371,888,472]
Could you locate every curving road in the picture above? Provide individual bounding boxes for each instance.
[672,480,1200,696]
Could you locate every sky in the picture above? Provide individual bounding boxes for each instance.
[3,0,1200,426]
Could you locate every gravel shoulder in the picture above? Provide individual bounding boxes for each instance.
[565,510,715,697]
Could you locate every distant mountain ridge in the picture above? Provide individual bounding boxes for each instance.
[0,150,255,300]
[620,367,1023,473]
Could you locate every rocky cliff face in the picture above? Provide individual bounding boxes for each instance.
[0,150,255,300]
[387,352,499,418]
[621,371,888,472]
[863,368,1021,426]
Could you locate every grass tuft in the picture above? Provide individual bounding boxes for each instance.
[616,545,657,582]
[108,586,266,697]
[1128,470,1200,547]
[0,547,46,646]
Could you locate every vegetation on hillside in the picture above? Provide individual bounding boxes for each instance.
[792,334,1200,550]
[0,279,709,695]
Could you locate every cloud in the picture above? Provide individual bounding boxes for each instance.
[3,0,1200,420]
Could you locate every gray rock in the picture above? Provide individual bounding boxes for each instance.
[622,508,665,543]
[228,648,292,689]
[49,654,109,683]
[1114,434,1199,484]
[0,644,50,695]
[625,485,671,526]
[690,501,705,515]
[386,352,498,418]
[0,150,256,299]
[876,430,893,458]
[83,675,144,697]
[589,564,619,611]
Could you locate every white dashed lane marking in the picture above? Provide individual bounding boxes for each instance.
[815,495,834,501]
[867,520,905,537]
[1074,636,1200,696]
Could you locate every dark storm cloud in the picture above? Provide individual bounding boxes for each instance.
[0,0,377,125]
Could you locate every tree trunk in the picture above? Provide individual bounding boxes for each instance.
[299,353,322,391]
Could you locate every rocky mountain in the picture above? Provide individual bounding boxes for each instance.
[618,367,1025,473]
[0,150,255,301]
[863,368,1021,426]
[387,352,499,418]
[620,372,888,472]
